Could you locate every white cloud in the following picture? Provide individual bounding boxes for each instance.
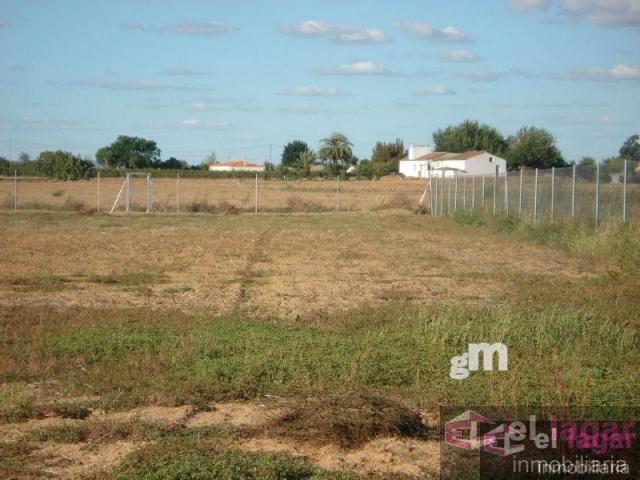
[82,80,203,92]
[455,71,500,82]
[561,0,640,27]
[161,67,209,76]
[281,20,391,44]
[281,85,348,97]
[440,50,480,63]
[412,85,455,96]
[564,63,640,80]
[393,21,471,42]
[511,0,550,11]
[181,119,233,130]
[316,60,394,76]
[121,21,236,36]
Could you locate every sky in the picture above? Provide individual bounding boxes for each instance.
[0,0,638,165]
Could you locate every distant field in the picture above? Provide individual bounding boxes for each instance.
[1,211,638,479]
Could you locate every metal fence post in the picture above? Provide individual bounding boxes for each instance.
[335,175,340,213]
[595,162,600,231]
[13,170,17,211]
[493,165,498,215]
[96,171,101,212]
[454,172,458,211]
[125,173,130,213]
[622,160,628,224]
[550,167,555,220]
[518,168,523,216]
[146,173,151,214]
[533,168,538,221]
[571,164,576,220]
[440,174,444,215]
[481,174,485,207]
[504,169,509,214]
[255,173,259,214]
[176,173,180,213]
[447,174,452,213]
[463,174,467,209]
[472,175,476,209]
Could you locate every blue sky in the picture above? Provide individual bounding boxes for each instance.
[0,0,638,165]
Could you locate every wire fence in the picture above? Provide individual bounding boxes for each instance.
[0,172,426,214]
[2,162,639,228]
[425,161,640,228]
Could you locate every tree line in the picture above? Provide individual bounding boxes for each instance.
[1,126,638,180]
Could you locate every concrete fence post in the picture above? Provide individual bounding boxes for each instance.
[571,164,576,220]
[622,160,628,224]
[550,167,555,220]
[96,171,101,212]
[595,162,600,231]
[533,168,539,221]
[481,174,485,207]
[447,174,452,213]
[493,165,498,216]
[14,169,17,211]
[146,173,151,214]
[176,173,180,213]
[518,168,523,216]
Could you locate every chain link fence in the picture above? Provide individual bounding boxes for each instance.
[426,161,640,228]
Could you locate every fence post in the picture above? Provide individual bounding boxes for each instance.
[481,174,485,207]
[255,173,259,214]
[571,163,576,220]
[176,173,180,213]
[447,174,452,213]
[622,160,627,224]
[595,162,600,231]
[463,174,467,209]
[518,168,523,216]
[13,169,17,211]
[440,174,444,215]
[504,169,509,214]
[550,167,555,220]
[472,175,475,209]
[146,173,151,214]
[96,171,101,212]
[493,165,498,215]
[533,168,538,221]
[430,173,435,215]
[125,173,130,213]
[454,172,458,211]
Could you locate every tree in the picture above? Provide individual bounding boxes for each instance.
[319,133,353,176]
[578,156,596,167]
[36,150,94,180]
[432,120,507,154]
[156,157,187,169]
[505,126,566,170]
[370,139,406,176]
[619,134,640,162]
[18,152,31,163]
[297,149,316,174]
[281,140,309,167]
[95,135,161,168]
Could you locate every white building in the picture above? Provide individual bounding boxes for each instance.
[209,160,265,172]
[399,150,507,178]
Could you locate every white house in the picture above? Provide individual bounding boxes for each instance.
[399,150,507,178]
[209,160,264,172]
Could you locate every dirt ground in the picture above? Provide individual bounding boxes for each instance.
[0,211,597,319]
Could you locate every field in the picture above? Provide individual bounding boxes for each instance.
[1,208,639,479]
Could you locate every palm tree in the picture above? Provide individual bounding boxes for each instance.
[319,132,353,176]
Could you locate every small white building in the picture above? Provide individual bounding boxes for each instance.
[399,150,507,178]
[209,160,264,172]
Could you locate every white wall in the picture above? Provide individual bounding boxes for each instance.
[399,160,430,178]
[209,165,264,172]
[408,145,432,160]
[463,152,507,176]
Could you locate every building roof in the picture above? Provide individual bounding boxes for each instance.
[210,160,263,168]
[400,150,488,162]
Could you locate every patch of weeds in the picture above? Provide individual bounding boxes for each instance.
[30,424,90,443]
[52,189,65,197]
[46,326,176,358]
[163,285,192,295]
[86,272,169,287]
[0,441,39,476]
[7,274,74,292]
[453,209,487,226]
[285,196,329,213]
[63,197,87,211]
[262,389,428,449]
[110,440,363,480]
[47,400,94,419]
